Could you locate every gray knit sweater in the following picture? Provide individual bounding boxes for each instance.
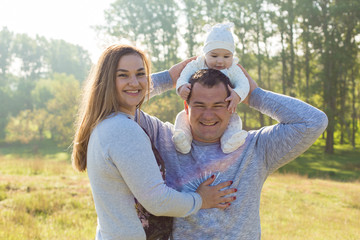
[137,71,328,240]
[87,73,202,240]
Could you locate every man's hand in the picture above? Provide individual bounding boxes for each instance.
[169,57,197,87]
[237,64,258,105]
[225,87,241,113]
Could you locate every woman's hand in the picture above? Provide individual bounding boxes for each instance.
[237,64,258,105]
[196,175,237,210]
[169,57,197,87]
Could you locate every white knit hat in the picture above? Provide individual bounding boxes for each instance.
[203,22,235,54]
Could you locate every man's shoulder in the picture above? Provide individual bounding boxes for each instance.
[138,110,175,135]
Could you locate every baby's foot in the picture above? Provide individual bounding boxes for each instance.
[222,130,248,154]
[172,130,192,154]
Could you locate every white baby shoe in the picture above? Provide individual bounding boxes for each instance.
[172,129,192,154]
[221,130,248,154]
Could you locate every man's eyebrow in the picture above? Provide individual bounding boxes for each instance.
[214,101,227,105]
[192,101,205,105]
[117,68,145,72]
[192,101,226,105]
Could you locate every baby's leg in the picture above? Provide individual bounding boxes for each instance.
[221,113,248,154]
[172,110,192,154]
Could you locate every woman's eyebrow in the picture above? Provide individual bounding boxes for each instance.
[117,68,145,72]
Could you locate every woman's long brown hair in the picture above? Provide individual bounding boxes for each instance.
[72,44,151,172]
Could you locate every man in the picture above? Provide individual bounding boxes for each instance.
[139,68,328,239]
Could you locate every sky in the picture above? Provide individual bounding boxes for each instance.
[0,0,115,62]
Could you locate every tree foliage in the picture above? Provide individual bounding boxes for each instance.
[1,0,359,153]
[96,0,360,152]
[5,73,80,147]
[0,30,89,146]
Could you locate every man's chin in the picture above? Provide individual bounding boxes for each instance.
[194,133,220,143]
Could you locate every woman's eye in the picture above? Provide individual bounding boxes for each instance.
[118,74,127,78]
[137,72,146,77]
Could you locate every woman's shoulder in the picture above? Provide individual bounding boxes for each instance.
[95,113,143,137]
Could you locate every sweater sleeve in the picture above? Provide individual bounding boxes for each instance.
[249,88,328,174]
[227,63,250,102]
[149,70,174,99]
[106,119,202,217]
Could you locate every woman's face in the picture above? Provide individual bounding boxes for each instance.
[115,54,148,115]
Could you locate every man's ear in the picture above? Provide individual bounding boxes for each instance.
[184,101,189,115]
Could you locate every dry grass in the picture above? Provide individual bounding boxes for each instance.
[261,173,360,240]
[0,156,359,239]
[0,156,96,240]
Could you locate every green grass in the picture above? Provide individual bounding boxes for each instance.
[278,139,360,181]
[0,140,71,160]
[0,140,359,239]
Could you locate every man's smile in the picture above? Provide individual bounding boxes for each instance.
[200,121,218,126]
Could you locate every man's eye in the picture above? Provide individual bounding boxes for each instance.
[214,105,226,109]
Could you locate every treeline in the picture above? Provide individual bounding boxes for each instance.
[97,0,360,153]
[0,0,359,154]
[0,27,92,147]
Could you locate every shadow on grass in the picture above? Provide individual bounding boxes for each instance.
[0,140,71,161]
[1,139,359,182]
[278,140,360,182]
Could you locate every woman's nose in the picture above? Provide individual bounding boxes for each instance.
[128,74,139,86]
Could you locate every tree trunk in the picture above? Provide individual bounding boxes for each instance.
[351,68,357,148]
[288,0,295,97]
[280,31,287,95]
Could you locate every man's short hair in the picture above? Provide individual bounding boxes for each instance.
[187,69,234,102]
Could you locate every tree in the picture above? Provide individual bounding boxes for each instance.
[13,34,47,80]
[182,0,205,57]
[0,27,14,76]
[46,39,92,81]
[46,73,80,146]
[5,109,50,143]
[99,0,180,71]
[4,73,80,147]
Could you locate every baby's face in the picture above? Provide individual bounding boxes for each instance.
[205,49,233,70]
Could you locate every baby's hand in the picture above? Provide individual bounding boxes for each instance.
[179,83,191,100]
[225,85,241,113]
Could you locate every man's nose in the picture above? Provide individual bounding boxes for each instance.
[202,108,215,118]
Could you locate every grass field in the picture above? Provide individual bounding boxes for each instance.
[0,140,359,239]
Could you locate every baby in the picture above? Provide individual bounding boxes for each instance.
[173,22,249,154]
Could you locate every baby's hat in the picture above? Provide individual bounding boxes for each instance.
[203,22,235,54]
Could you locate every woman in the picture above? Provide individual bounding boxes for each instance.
[72,44,236,240]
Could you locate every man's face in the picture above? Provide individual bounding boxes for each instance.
[185,82,231,143]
